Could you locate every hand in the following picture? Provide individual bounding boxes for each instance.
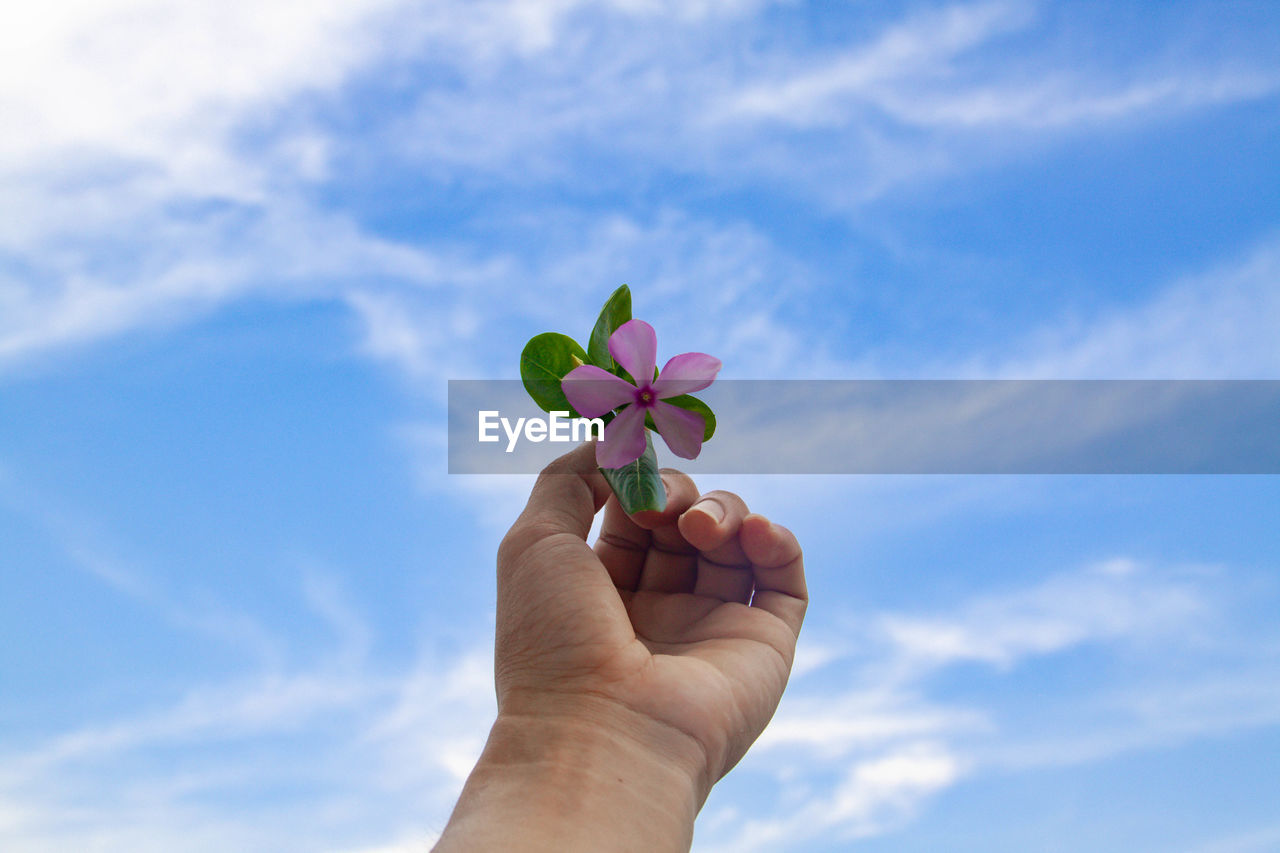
[497,440,808,785]
[435,442,807,852]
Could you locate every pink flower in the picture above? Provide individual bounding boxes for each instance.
[562,319,721,469]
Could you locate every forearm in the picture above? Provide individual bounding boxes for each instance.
[433,707,705,853]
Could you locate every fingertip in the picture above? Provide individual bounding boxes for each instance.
[516,441,612,543]
[739,512,772,543]
[743,514,807,634]
[545,439,600,472]
[741,514,799,568]
[628,469,699,529]
[676,497,724,549]
[689,495,727,524]
[630,508,666,527]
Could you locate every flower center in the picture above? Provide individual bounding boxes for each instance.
[636,387,655,407]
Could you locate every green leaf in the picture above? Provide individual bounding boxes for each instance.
[520,332,588,415]
[600,432,666,515]
[644,394,716,442]
[587,284,632,371]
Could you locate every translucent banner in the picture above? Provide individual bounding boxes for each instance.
[448,380,1280,474]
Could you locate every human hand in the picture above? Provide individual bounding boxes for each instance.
[497,440,808,784]
[435,442,806,852]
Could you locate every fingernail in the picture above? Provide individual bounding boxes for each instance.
[691,498,725,523]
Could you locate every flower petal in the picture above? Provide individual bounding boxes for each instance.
[608,319,657,386]
[651,400,706,460]
[596,403,648,469]
[562,364,637,417]
[652,352,721,398]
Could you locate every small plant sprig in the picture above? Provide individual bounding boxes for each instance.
[519,285,720,514]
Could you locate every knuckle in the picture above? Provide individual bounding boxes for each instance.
[707,489,748,514]
[659,468,698,494]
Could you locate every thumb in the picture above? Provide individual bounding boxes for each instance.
[498,442,611,575]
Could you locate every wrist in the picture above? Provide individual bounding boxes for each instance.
[435,698,705,852]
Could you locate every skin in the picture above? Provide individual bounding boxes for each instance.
[434,442,808,852]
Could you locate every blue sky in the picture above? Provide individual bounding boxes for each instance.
[3,1,1280,850]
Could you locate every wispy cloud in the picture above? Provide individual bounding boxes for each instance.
[695,556,1279,849]
[6,1,1277,374]
[4,4,1279,851]
[723,1,1034,125]
[1,0,445,369]
[967,236,1280,378]
[875,557,1201,669]
[869,70,1280,131]
[348,209,821,390]
[3,520,1275,851]
[0,194,450,368]
[0,632,492,853]
[0,475,285,662]
[700,743,963,852]
[0,0,408,177]
[722,2,1278,131]
[0,466,493,851]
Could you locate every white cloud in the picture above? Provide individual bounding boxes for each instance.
[0,0,406,176]
[0,478,490,852]
[876,558,1202,669]
[6,0,1277,376]
[0,0,451,370]
[4,5,1280,849]
[4,498,1276,852]
[0,196,448,367]
[827,744,961,832]
[694,556,1279,849]
[872,70,1280,130]
[362,206,827,493]
[721,0,1279,136]
[699,743,963,852]
[723,1,1032,125]
[362,651,496,788]
[967,236,1280,378]
[0,642,493,853]
[758,693,986,757]
[386,0,1280,207]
